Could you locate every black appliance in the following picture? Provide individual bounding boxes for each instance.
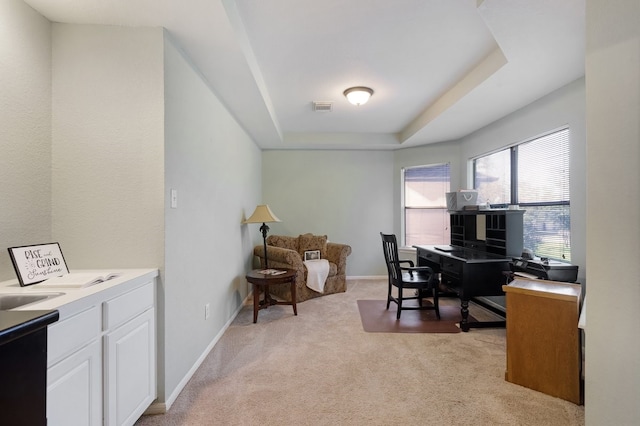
[0,310,59,426]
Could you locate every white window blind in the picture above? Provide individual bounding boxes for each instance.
[473,128,571,260]
[518,129,571,260]
[403,164,451,247]
[517,130,570,205]
[474,149,511,205]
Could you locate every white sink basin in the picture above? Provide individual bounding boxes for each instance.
[0,293,65,310]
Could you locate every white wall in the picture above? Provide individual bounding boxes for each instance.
[585,1,640,424]
[0,0,52,280]
[262,150,394,276]
[163,33,262,404]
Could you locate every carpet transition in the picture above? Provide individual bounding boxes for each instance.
[357,299,476,333]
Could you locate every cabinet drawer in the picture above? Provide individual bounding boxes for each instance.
[48,306,101,367]
[103,281,154,331]
[441,258,463,278]
[419,250,440,266]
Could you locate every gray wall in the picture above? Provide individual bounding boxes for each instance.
[50,23,168,400]
[4,1,639,422]
[1,5,262,410]
[457,78,586,283]
[51,24,166,270]
[264,79,586,281]
[0,0,52,280]
[262,150,393,276]
[163,34,262,405]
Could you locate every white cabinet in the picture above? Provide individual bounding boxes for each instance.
[103,282,156,426]
[44,275,157,426]
[47,306,102,426]
[104,309,155,426]
[47,339,102,426]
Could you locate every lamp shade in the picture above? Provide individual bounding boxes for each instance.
[344,86,373,106]
[243,205,281,224]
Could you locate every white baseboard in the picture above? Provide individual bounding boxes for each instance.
[347,275,386,280]
[145,292,252,415]
[144,402,167,415]
[145,277,385,416]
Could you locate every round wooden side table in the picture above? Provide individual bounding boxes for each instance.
[245,269,297,323]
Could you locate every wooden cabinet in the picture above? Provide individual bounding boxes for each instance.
[503,279,582,404]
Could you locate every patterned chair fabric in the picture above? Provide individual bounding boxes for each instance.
[253,234,352,302]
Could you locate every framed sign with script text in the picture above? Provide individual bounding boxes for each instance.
[8,242,69,286]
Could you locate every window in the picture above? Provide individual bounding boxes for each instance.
[473,128,571,260]
[403,163,450,247]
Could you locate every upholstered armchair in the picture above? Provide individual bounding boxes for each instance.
[253,234,352,302]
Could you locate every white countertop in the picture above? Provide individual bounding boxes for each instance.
[0,269,159,320]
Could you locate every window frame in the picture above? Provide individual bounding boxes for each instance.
[401,163,451,247]
[472,127,571,260]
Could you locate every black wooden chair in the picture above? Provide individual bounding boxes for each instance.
[380,233,440,320]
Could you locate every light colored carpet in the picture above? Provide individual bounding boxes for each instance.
[136,279,585,426]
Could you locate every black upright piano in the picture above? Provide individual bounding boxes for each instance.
[414,209,525,331]
[415,245,511,331]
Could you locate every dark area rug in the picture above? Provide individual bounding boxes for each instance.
[357,299,476,333]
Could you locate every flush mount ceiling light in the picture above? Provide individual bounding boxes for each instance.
[343,86,373,106]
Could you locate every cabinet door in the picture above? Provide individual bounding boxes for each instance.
[104,308,156,426]
[47,339,102,426]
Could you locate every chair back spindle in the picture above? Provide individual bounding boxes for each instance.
[380,232,440,320]
[381,234,402,283]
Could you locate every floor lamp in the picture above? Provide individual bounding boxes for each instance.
[244,205,281,268]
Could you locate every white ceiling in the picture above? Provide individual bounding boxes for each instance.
[23,0,585,150]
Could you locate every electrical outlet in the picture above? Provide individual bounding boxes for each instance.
[205,303,210,320]
[170,189,178,208]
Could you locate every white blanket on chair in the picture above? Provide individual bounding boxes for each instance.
[304,259,330,293]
